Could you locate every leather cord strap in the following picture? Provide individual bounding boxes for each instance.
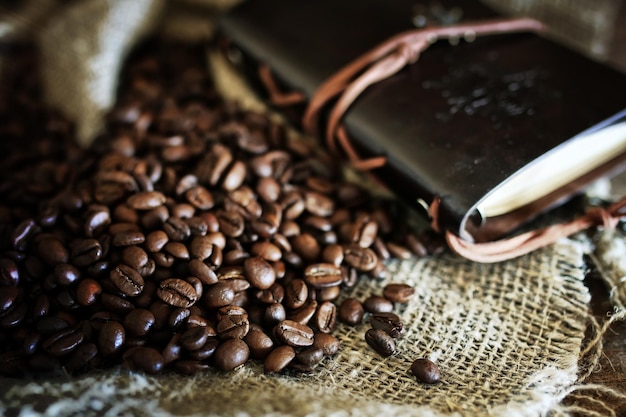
[301,17,545,170]
[446,197,626,263]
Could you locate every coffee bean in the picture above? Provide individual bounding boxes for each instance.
[338,298,365,326]
[343,244,378,272]
[181,325,212,351]
[213,338,249,371]
[350,215,378,248]
[365,329,395,357]
[284,278,308,309]
[126,347,165,374]
[243,256,276,290]
[123,308,155,337]
[98,321,125,356]
[127,191,166,210]
[12,219,40,251]
[288,300,317,325]
[244,328,274,359]
[321,244,344,266]
[264,302,286,326]
[363,295,394,314]
[274,320,314,347]
[112,230,145,247]
[157,278,198,308]
[410,358,441,384]
[314,301,336,334]
[185,185,214,210]
[250,241,282,262]
[163,242,189,260]
[71,239,103,267]
[370,312,404,338]
[304,191,334,217]
[383,283,415,304]
[42,328,85,356]
[163,217,191,242]
[264,345,295,374]
[76,278,102,306]
[0,258,20,286]
[216,305,249,339]
[110,264,144,297]
[304,263,343,288]
[203,281,235,309]
[121,246,149,270]
[295,347,324,366]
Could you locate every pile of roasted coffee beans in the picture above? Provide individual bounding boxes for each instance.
[0,39,444,378]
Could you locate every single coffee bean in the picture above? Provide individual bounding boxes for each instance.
[264,302,286,326]
[284,278,308,309]
[188,258,218,285]
[185,185,214,210]
[181,325,212,351]
[203,281,235,309]
[338,298,365,326]
[243,256,276,290]
[101,293,135,314]
[54,263,81,286]
[216,210,245,237]
[343,244,378,272]
[0,286,20,314]
[288,300,317,325]
[264,345,295,374]
[37,236,69,266]
[291,233,320,262]
[126,347,165,374]
[216,305,249,340]
[126,191,166,210]
[314,301,336,334]
[213,338,250,371]
[250,241,282,262]
[370,312,404,338]
[411,358,441,384]
[304,191,334,217]
[274,320,314,347]
[157,278,198,308]
[76,278,102,306]
[121,246,149,270]
[64,342,98,374]
[321,244,344,266]
[295,347,324,366]
[244,328,274,359]
[42,328,85,356]
[11,219,39,251]
[123,308,155,337]
[110,264,144,297]
[303,263,343,288]
[98,321,126,356]
[0,258,20,286]
[383,283,415,304]
[386,242,412,260]
[363,295,394,314]
[365,329,395,357]
[145,230,169,252]
[112,230,145,247]
[71,238,103,267]
[163,217,191,242]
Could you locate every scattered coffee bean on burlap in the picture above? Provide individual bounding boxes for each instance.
[410,358,441,384]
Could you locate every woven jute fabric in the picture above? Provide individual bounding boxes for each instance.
[1,241,590,417]
[1,1,625,416]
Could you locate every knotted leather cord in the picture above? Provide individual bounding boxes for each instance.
[446,197,626,263]
[256,16,626,262]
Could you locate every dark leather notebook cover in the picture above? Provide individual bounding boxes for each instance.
[218,0,626,241]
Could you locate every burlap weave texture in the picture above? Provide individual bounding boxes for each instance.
[1,1,624,416]
[2,241,589,416]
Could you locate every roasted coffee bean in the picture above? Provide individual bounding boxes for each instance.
[243,256,276,290]
[145,230,169,252]
[250,241,282,262]
[410,358,441,384]
[264,302,286,326]
[343,244,378,272]
[365,329,395,357]
[284,278,308,309]
[256,177,281,203]
[76,278,102,306]
[216,305,249,340]
[188,258,219,285]
[255,282,284,304]
[0,258,20,286]
[304,191,334,217]
[126,191,166,210]
[244,328,274,359]
[0,286,20,314]
[383,283,415,304]
[213,338,249,371]
[125,347,165,374]
[314,301,336,334]
[174,359,211,375]
[98,321,126,356]
[123,308,155,337]
[181,325,212,351]
[274,320,314,347]
[157,278,198,308]
[304,263,343,288]
[37,236,69,266]
[203,281,235,309]
[163,217,191,241]
[295,347,324,366]
[264,345,295,374]
[291,233,321,263]
[363,295,394,314]
[113,230,145,247]
[370,312,404,338]
[350,215,378,248]
[321,244,344,266]
[12,219,40,251]
[163,242,190,260]
[110,264,144,297]
[42,328,84,356]
[288,300,317,325]
[71,239,103,267]
[64,343,99,374]
[101,293,135,314]
[185,185,214,210]
[338,298,365,326]
[386,242,412,260]
[121,246,149,270]
[216,210,245,237]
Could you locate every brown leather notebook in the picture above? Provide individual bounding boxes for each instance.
[217,0,626,250]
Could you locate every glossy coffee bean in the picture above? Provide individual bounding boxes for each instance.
[411,358,441,384]
[338,298,364,326]
[264,345,295,374]
[274,320,314,347]
[213,338,250,371]
[383,283,415,304]
[365,329,395,357]
[370,312,404,338]
[157,278,198,308]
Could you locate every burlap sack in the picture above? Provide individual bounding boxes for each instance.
[1,1,625,416]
